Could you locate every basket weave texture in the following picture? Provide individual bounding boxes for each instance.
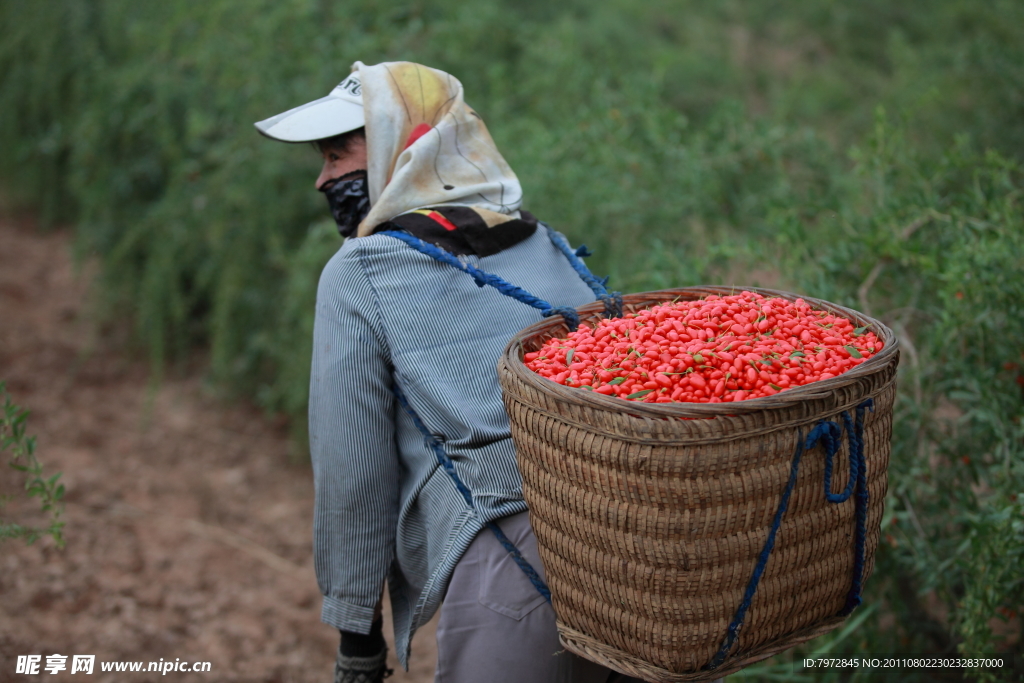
[497,287,899,682]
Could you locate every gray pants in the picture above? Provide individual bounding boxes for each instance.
[434,511,639,683]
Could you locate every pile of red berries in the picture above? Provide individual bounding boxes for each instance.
[524,292,882,403]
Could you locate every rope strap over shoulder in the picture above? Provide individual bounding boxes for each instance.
[704,398,875,671]
[381,229,582,331]
[381,226,621,331]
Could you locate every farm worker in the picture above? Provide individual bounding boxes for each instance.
[255,61,631,683]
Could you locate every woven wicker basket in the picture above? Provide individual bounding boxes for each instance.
[497,287,899,682]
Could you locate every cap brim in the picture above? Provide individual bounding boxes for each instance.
[254,95,365,143]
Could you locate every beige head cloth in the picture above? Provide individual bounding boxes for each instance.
[352,61,523,237]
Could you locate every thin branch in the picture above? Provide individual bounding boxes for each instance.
[901,492,929,542]
[893,319,923,407]
[70,501,309,579]
[859,210,943,318]
[858,262,884,317]
[899,212,935,241]
[181,517,308,578]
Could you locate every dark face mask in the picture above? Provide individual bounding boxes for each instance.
[320,169,370,238]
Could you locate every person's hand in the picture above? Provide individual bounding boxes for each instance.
[334,645,392,683]
[335,619,391,683]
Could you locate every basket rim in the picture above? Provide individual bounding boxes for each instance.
[500,285,900,419]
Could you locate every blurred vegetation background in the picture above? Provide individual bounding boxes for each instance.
[1,0,1021,679]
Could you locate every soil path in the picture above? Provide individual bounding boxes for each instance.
[0,216,437,682]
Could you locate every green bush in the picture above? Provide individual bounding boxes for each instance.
[0,382,65,547]
[1,0,1020,677]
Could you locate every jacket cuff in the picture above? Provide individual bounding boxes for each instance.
[321,596,377,634]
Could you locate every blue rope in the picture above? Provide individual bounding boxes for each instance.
[541,224,623,319]
[391,383,552,604]
[378,221,624,605]
[381,229,581,331]
[839,399,874,616]
[704,398,875,670]
[484,520,552,603]
[391,384,475,509]
[381,225,623,329]
[822,417,856,504]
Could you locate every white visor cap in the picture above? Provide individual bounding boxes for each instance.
[254,73,365,143]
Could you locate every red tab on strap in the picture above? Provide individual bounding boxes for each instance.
[427,211,459,232]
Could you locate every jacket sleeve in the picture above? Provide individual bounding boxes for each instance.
[309,244,400,635]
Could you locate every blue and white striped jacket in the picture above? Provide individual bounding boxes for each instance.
[309,225,597,666]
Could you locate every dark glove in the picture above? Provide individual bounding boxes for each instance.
[335,620,392,683]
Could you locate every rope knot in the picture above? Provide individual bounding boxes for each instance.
[813,418,856,504]
[542,306,581,332]
[599,291,624,319]
[574,244,593,258]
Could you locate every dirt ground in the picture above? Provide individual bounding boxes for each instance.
[0,215,438,682]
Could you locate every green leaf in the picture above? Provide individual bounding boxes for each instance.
[853,326,869,336]
[790,351,805,357]
[626,389,654,399]
[692,353,704,363]
[609,377,627,385]
[845,345,863,358]
[769,384,783,391]
[565,348,574,364]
